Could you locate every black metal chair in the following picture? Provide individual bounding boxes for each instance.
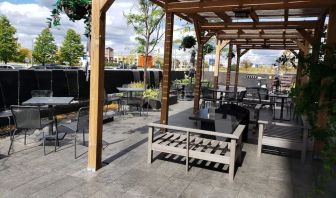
[58,107,89,158]
[9,105,56,155]
[31,90,53,97]
[184,84,194,100]
[104,90,121,116]
[0,82,12,137]
[201,87,216,108]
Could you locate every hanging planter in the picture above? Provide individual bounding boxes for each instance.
[47,0,92,35]
[179,35,197,50]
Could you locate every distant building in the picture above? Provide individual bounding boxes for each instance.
[105,47,114,62]
[114,54,137,65]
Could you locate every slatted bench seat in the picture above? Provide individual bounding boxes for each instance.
[257,117,310,164]
[147,123,245,181]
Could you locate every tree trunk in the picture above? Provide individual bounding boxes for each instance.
[144,40,149,89]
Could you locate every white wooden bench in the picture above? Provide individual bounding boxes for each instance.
[257,117,310,164]
[147,123,245,181]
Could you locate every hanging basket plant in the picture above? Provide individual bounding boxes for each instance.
[47,0,92,36]
[179,35,196,50]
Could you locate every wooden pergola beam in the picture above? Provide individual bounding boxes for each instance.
[240,46,300,50]
[250,10,259,23]
[297,29,314,45]
[166,0,336,13]
[240,49,250,56]
[218,33,303,40]
[230,41,295,45]
[215,12,232,23]
[201,21,318,30]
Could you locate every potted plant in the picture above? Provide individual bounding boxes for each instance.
[47,0,92,35]
[179,35,196,50]
[143,89,161,109]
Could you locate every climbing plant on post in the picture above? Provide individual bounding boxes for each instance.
[124,0,165,88]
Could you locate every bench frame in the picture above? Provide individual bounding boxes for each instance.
[257,117,310,164]
[147,123,245,181]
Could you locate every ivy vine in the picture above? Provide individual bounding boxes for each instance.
[47,0,92,36]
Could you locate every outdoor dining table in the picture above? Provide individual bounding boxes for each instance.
[269,93,290,121]
[116,87,145,100]
[22,97,74,134]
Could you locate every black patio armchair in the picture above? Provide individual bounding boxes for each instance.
[9,105,57,155]
[31,90,53,97]
[58,107,89,158]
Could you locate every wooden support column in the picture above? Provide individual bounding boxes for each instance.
[214,39,229,89]
[88,0,110,172]
[316,7,336,141]
[160,12,174,125]
[193,42,204,114]
[225,44,233,90]
[234,46,241,93]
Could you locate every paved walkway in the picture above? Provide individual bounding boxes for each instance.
[0,101,332,197]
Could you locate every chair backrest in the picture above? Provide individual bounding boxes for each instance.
[77,107,89,132]
[11,105,42,129]
[184,84,194,93]
[0,82,6,110]
[31,90,53,97]
[245,88,261,103]
[214,113,238,134]
[201,87,213,99]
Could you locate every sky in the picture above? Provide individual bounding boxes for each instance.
[0,0,283,65]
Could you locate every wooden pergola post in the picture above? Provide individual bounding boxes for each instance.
[213,39,229,89]
[88,0,115,172]
[225,44,233,90]
[234,46,241,93]
[160,12,174,125]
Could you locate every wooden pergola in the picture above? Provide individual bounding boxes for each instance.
[87,0,336,171]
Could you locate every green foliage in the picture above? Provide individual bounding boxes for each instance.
[293,41,336,196]
[128,81,145,88]
[174,77,195,84]
[179,35,196,50]
[33,28,57,66]
[0,16,19,64]
[124,0,164,87]
[59,29,84,66]
[143,89,160,99]
[203,43,215,55]
[124,0,164,55]
[48,0,91,35]
[14,47,31,63]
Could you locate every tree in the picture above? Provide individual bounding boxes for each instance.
[0,16,19,64]
[33,28,57,66]
[241,59,253,69]
[15,47,31,63]
[59,29,84,66]
[276,50,296,73]
[124,0,164,88]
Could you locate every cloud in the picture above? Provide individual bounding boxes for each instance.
[0,0,284,65]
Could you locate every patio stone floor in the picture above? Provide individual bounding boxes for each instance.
[0,101,333,198]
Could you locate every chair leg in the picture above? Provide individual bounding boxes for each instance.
[54,128,58,152]
[43,132,46,155]
[8,129,18,155]
[74,131,77,159]
[24,130,27,145]
[82,130,85,146]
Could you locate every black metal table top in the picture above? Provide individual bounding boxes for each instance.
[117,87,145,92]
[189,108,240,123]
[22,97,74,106]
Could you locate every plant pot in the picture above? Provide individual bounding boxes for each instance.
[143,99,161,109]
[64,5,89,20]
